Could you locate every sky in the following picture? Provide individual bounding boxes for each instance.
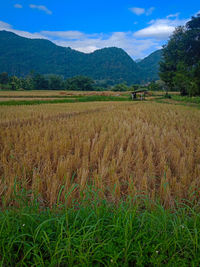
[0,0,199,59]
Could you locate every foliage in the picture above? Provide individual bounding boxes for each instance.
[171,95,200,104]
[9,76,21,90]
[138,50,163,82]
[32,73,49,90]
[0,72,97,91]
[147,80,165,91]
[159,14,200,95]
[0,197,200,266]
[0,71,152,92]
[47,75,64,90]
[0,72,9,84]
[65,76,94,91]
[112,83,128,91]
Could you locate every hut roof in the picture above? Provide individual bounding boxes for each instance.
[131,89,148,94]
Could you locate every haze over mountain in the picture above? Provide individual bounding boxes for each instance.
[0,31,162,84]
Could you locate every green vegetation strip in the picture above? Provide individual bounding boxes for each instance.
[0,95,82,99]
[172,95,200,104]
[0,95,131,106]
[0,191,200,266]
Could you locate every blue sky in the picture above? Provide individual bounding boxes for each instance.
[0,0,199,59]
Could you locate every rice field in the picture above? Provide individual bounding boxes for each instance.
[1,100,200,208]
[0,90,127,97]
[0,97,75,102]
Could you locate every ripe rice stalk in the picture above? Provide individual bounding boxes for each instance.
[1,102,200,207]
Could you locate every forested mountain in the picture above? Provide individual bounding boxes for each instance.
[137,50,163,82]
[0,30,162,84]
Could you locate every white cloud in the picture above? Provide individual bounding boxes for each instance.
[0,20,159,58]
[134,17,187,40]
[29,4,52,15]
[47,31,159,59]
[41,31,85,40]
[195,10,200,16]
[0,21,44,39]
[130,7,155,16]
[14,4,23,9]
[167,13,180,19]
[0,21,12,30]
[146,7,155,16]
[130,7,145,16]
[0,13,190,59]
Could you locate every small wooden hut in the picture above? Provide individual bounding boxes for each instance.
[131,89,148,100]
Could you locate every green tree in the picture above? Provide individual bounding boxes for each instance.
[159,26,185,91]
[65,76,94,91]
[159,14,200,96]
[20,78,32,90]
[112,83,128,91]
[48,75,64,90]
[0,72,9,84]
[10,76,21,90]
[32,73,49,90]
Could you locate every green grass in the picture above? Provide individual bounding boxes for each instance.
[172,95,200,104]
[1,194,200,266]
[0,95,81,99]
[0,95,131,106]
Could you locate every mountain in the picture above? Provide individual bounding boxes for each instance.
[0,31,162,84]
[137,50,163,83]
[0,31,142,84]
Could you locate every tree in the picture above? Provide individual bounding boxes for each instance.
[48,75,64,90]
[0,72,9,84]
[32,73,49,90]
[10,76,21,90]
[112,83,128,91]
[65,76,94,91]
[159,14,200,95]
[159,26,185,91]
[147,81,165,91]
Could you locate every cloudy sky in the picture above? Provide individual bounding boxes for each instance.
[0,0,199,59]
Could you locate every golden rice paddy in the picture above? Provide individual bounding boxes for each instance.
[0,90,126,97]
[1,101,200,207]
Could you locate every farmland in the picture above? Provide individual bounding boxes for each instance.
[0,94,200,265]
[1,100,200,207]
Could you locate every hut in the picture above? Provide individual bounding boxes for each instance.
[131,89,148,100]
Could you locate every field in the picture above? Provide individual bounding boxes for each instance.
[0,92,200,265]
[0,90,127,99]
[0,90,131,106]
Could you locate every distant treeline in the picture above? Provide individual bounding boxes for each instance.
[0,71,166,92]
[0,72,97,91]
[159,14,200,96]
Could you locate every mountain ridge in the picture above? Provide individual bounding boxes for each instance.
[0,30,162,84]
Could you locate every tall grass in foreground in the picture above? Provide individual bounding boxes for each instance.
[0,192,200,266]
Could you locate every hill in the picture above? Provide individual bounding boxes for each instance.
[138,50,163,83]
[0,31,162,84]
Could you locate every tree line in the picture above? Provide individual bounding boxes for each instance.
[159,14,200,96]
[1,71,162,92]
[0,72,96,91]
